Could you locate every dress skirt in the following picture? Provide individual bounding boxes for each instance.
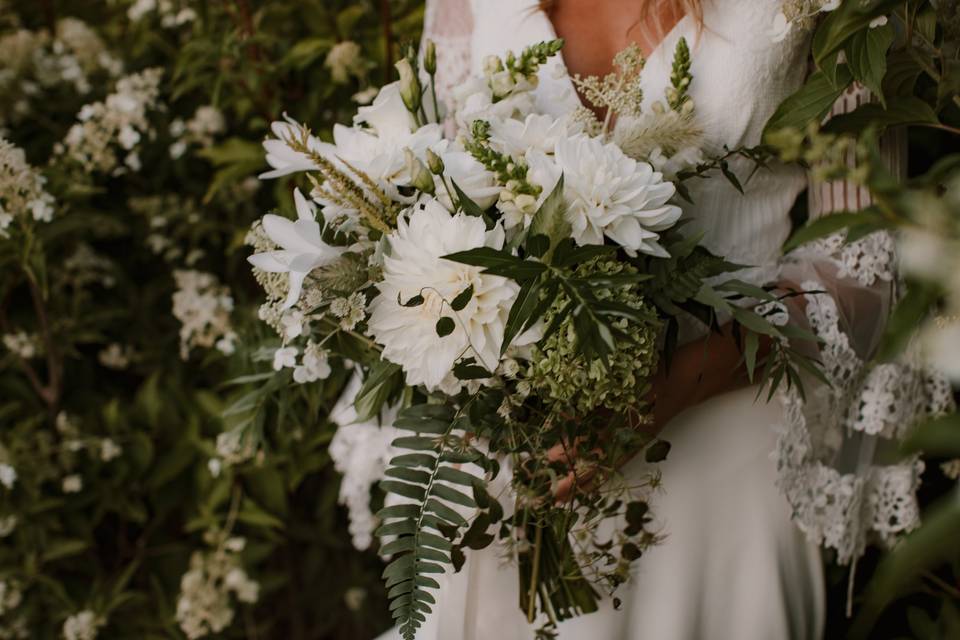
[377,385,825,640]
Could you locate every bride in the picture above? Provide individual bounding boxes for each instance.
[368,0,948,638]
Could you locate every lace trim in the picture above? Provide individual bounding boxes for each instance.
[422,0,474,106]
[774,278,954,563]
[802,230,897,288]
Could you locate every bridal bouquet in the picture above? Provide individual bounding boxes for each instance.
[245,39,813,638]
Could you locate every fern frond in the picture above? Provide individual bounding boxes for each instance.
[376,403,494,640]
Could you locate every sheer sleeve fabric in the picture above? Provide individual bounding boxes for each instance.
[772,83,955,566]
[422,0,475,106]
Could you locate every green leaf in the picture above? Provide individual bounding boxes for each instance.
[825,97,939,136]
[354,360,404,421]
[526,174,570,262]
[435,316,455,337]
[763,67,853,140]
[846,23,894,101]
[644,440,672,463]
[500,278,541,356]
[743,330,760,382]
[394,404,456,433]
[443,247,547,281]
[451,180,487,219]
[450,285,474,311]
[902,414,960,457]
[783,209,882,253]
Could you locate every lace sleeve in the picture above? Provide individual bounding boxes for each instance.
[773,83,955,569]
[422,0,475,106]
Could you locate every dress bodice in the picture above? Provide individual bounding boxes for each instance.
[467,0,811,280]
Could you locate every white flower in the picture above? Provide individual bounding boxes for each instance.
[118,124,140,150]
[367,199,519,392]
[207,458,222,478]
[325,41,366,84]
[0,464,16,489]
[62,610,102,640]
[432,145,500,212]
[329,292,366,331]
[272,346,298,371]
[869,16,889,28]
[98,343,131,369]
[280,309,307,340]
[352,87,378,104]
[529,134,682,257]
[920,320,960,382]
[62,474,83,493]
[0,515,16,538]
[248,188,346,309]
[2,332,36,359]
[292,341,331,383]
[487,112,583,157]
[100,438,122,462]
[260,115,331,179]
[330,83,443,186]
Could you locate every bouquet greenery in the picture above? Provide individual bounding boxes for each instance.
[242,37,819,638]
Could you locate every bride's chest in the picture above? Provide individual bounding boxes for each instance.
[468,0,812,150]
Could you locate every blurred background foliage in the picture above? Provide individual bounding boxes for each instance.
[0,0,958,639]
[0,1,422,638]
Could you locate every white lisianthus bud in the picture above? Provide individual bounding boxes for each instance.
[405,149,435,194]
[424,40,437,75]
[425,148,444,175]
[394,58,421,113]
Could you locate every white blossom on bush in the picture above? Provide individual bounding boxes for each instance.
[62,474,83,494]
[171,270,237,359]
[59,67,163,174]
[325,41,368,85]
[61,610,103,640]
[97,343,132,370]
[0,464,15,490]
[175,540,259,639]
[0,516,16,538]
[1,332,36,360]
[0,137,55,236]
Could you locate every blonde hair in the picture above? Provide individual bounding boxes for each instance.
[539,0,704,31]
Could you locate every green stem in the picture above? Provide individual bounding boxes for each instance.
[527,522,544,623]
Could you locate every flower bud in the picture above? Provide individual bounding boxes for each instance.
[424,40,437,75]
[395,58,421,113]
[425,148,444,175]
[482,55,502,76]
[405,149,435,194]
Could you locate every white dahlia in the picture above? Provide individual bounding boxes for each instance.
[367,199,517,392]
[528,134,682,258]
[487,112,584,157]
[247,189,345,308]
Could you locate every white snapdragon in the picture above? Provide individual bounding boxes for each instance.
[171,270,237,359]
[367,199,520,392]
[272,346,297,371]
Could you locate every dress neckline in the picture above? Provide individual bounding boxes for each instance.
[533,6,693,113]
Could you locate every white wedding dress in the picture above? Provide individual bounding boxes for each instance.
[362,1,954,638]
